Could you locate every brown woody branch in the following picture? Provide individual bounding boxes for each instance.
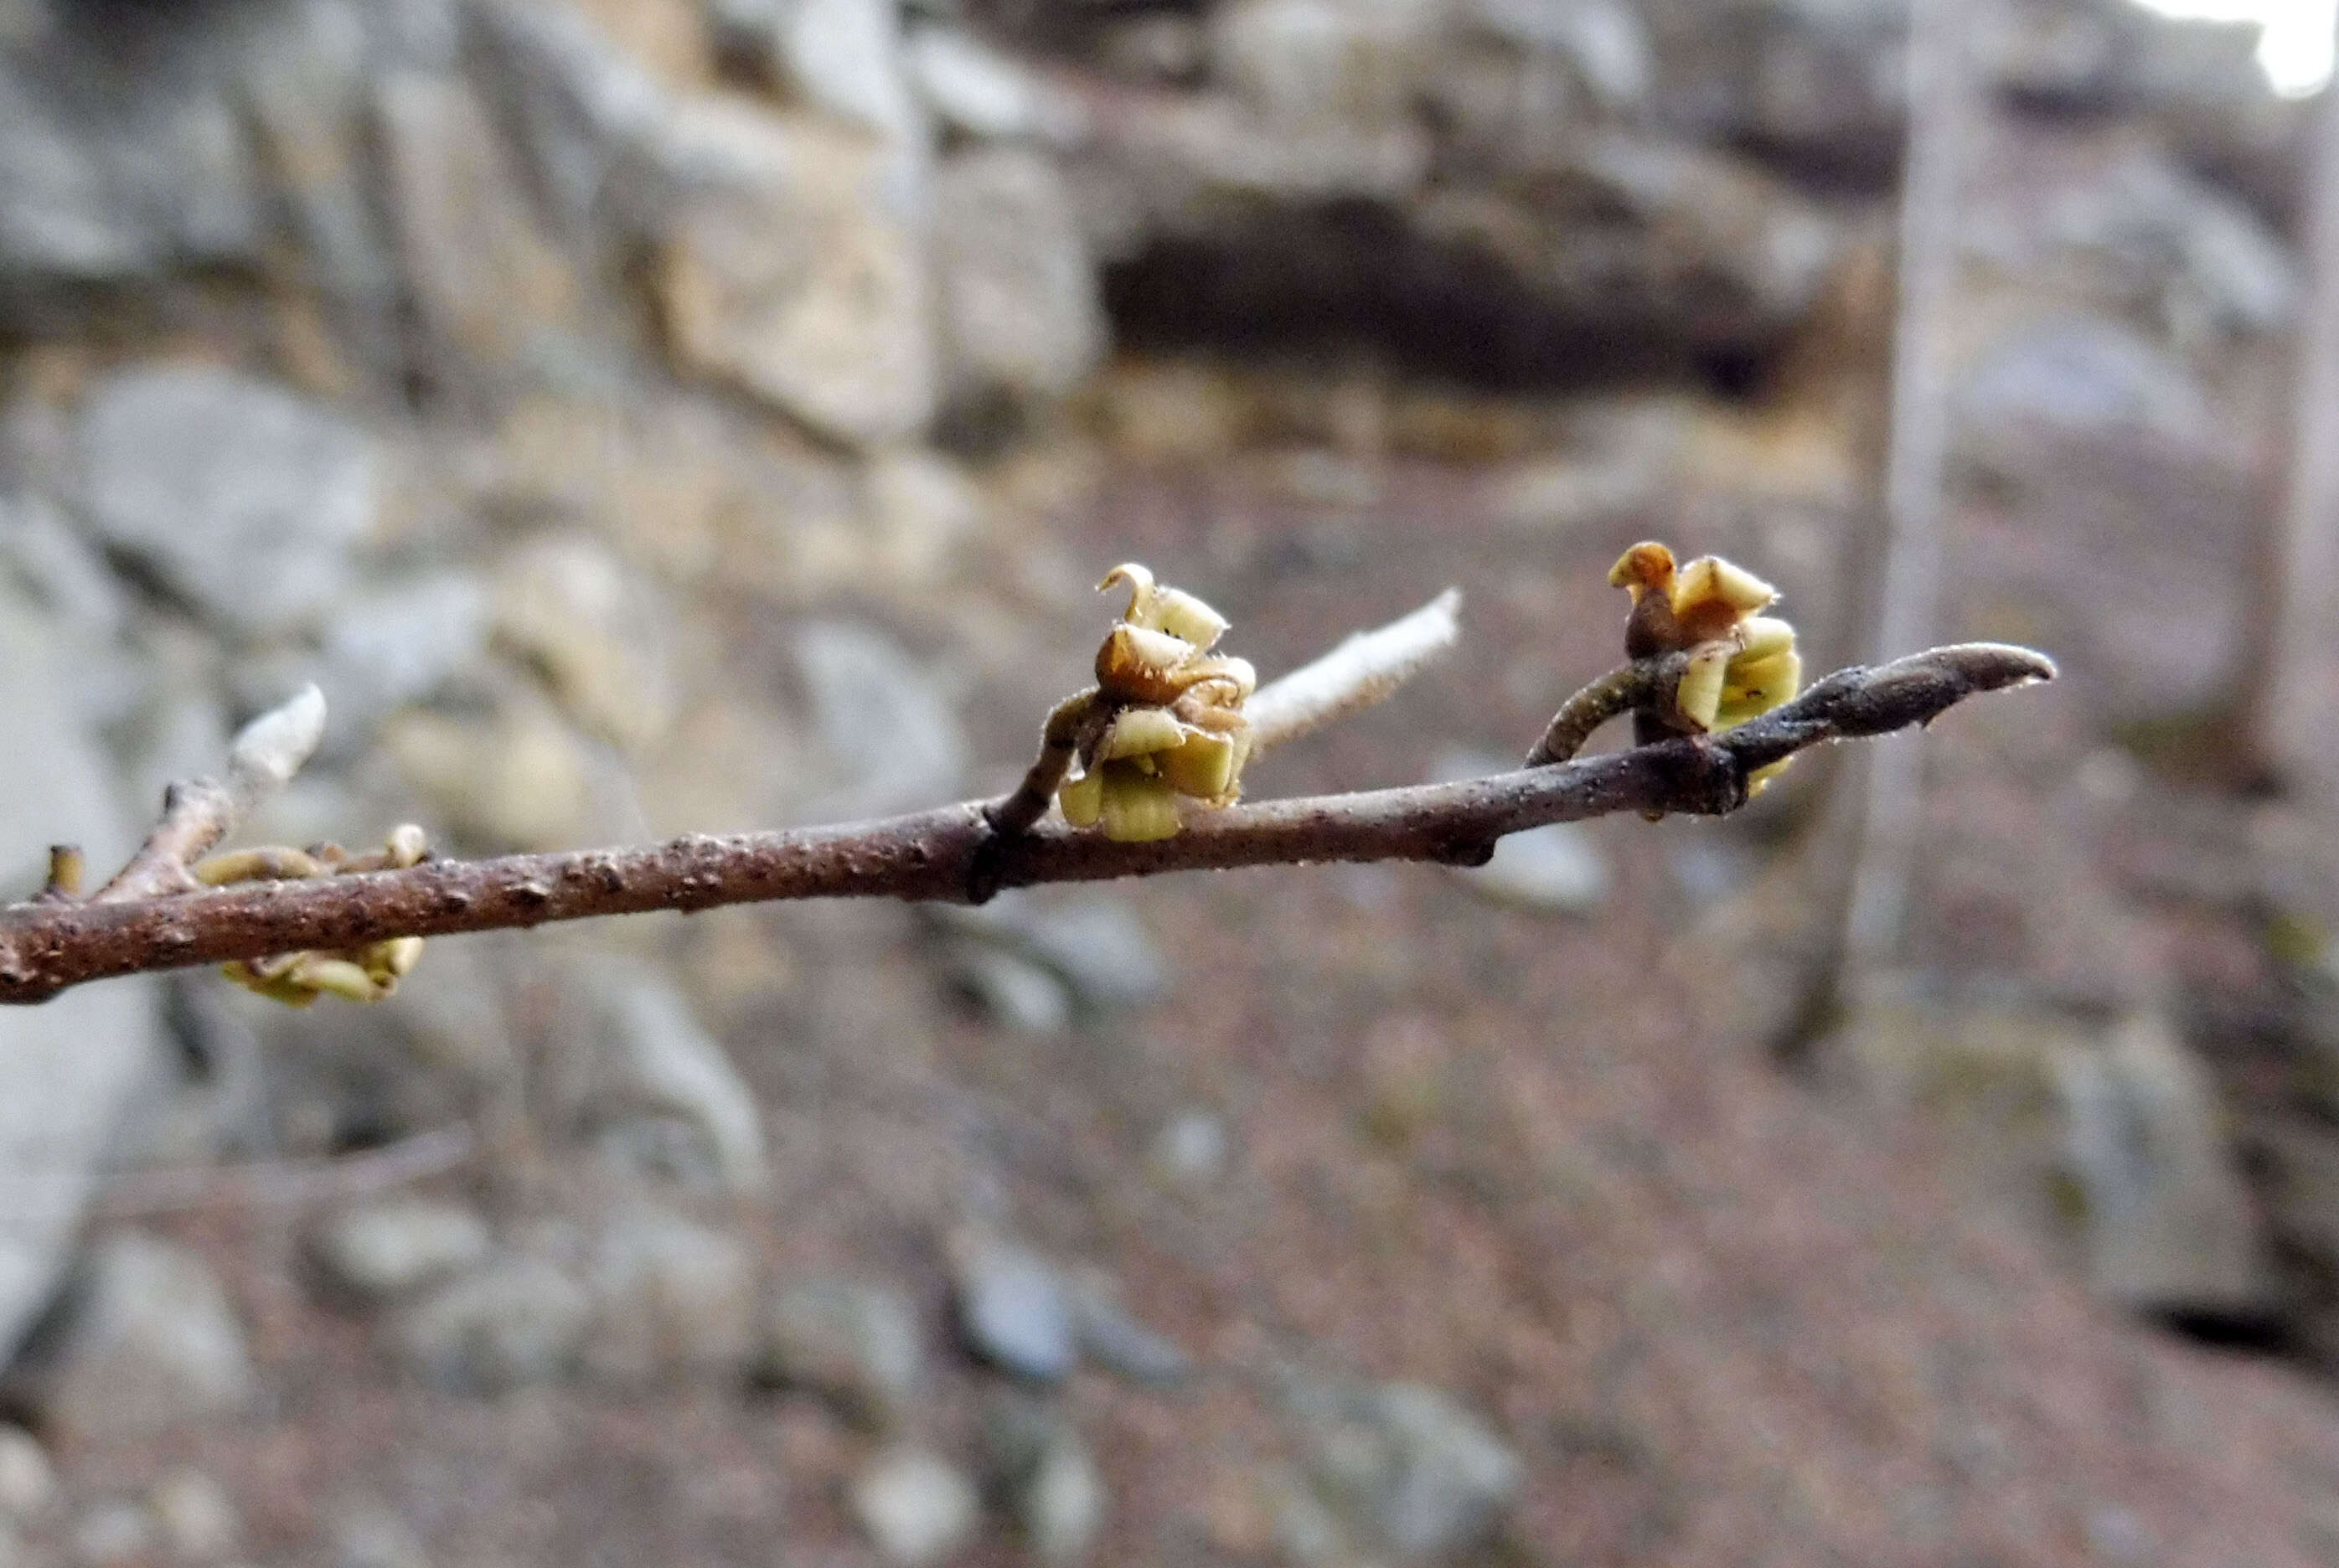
[0,643,2050,1007]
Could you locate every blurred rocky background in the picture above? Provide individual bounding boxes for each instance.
[3,0,2339,1561]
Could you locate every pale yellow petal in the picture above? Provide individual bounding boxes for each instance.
[366,936,426,983]
[1671,555,1778,617]
[1676,643,1731,730]
[1732,616,1795,662]
[1058,767,1105,827]
[1149,587,1229,650]
[1097,563,1156,621]
[288,956,384,1003]
[1160,729,1238,799]
[1097,706,1189,760]
[1721,647,1802,706]
[1100,768,1181,842]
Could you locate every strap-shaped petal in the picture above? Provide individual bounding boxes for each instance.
[1160,729,1240,800]
[1099,767,1181,842]
[1058,766,1105,827]
[1676,642,1732,731]
[1097,706,1190,761]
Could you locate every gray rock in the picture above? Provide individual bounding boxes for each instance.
[795,621,968,820]
[763,1277,925,1426]
[1959,313,2209,452]
[860,446,985,585]
[0,585,168,1365]
[953,1240,1076,1382]
[0,1428,56,1522]
[73,364,378,639]
[318,572,492,735]
[905,26,1071,142]
[933,147,1108,409]
[1470,0,1650,110]
[70,1499,156,1567]
[148,1468,240,1561]
[463,0,666,241]
[1067,1282,1192,1388]
[850,1447,979,1567]
[548,959,767,1191]
[382,683,613,854]
[650,98,937,446]
[374,69,581,384]
[2037,148,2294,339]
[42,1234,256,1441]
[333,1504,431,1568]
[1147,1110,1230,1189]
[783,0,924,143]
[1291,1377,1522,1560]
[2052,1011,2268,1315]
[933,890,1168,1013]
[1210,0,1442,127]
[947,945,1074,1034]
[1456,826,1610,913]
[393,1255,591,1392]
[1074,92,1832,369]
[712,0,923,144]
[581,1202,756,1383]
[492,532,674,751]
[987,1400,1107,1565]
[0,23,264,286]
[233,0,408,317]
[1431,750,1608,914]
[0,493,127,642]
[310,1199,494,1303]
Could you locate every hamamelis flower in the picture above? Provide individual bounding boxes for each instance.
[1608,541,1802,788]
[1056,565,1256,843]
[207,825,432,1005]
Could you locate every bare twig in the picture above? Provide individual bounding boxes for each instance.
[0,644,2050,1007]
[1246,588,1463,752]
[90,684,328,903]
[986,691,1108,837]
[91,1125,477,1218]
[1524,652,1690,766]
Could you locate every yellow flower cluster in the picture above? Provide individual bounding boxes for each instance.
[1057,565,1256,843]
[1608,541,1802,786]
[207,825,431,1005]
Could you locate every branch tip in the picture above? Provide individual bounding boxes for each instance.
[227,683,327,803]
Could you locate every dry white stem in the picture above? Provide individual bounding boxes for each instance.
[226,683,327,810]
[1247,588,1462,755]
[92,1125,476,1217]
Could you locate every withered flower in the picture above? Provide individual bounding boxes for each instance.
[1056,565,1256,843]
[1608,542,1802,788]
